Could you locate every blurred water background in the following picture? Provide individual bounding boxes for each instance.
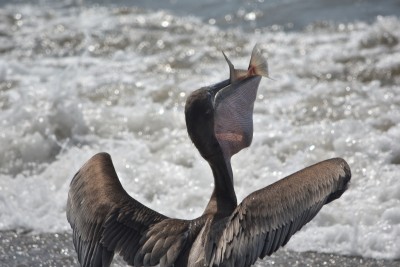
[0,0,400,266]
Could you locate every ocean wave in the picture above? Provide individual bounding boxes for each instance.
[0,2,399,260]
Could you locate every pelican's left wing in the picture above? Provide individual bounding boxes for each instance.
[67,153,199,267]
[207,158,351,267]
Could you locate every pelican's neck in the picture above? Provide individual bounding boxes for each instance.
[203,154,237,216]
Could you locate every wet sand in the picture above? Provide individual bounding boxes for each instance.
[1,230,398,267]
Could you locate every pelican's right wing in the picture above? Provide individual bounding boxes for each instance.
[207,158,351,267]
[67,153,195,267]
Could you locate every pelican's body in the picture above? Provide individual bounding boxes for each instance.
[67,46,351,267]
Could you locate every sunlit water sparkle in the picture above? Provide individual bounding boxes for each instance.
[0,0,399,261]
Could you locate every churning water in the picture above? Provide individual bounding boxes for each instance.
[0,0,399,263]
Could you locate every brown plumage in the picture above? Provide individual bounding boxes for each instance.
[67,46,351,267]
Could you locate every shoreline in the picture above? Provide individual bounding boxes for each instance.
[1,230,398,267]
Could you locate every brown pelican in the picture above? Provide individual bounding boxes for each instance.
[67,45,351,267]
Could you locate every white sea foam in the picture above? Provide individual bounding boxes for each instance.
[0,2,399,260]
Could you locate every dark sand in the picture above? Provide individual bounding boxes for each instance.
[1,230,398,267]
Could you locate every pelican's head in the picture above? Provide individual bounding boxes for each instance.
[185,76,261,162]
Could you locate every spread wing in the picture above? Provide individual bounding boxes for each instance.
[66,152,194,267]
[213,76,262,158]
[207,158,351,267]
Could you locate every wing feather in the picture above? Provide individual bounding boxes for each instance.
[66,152,196,267]
[208,158,351,266]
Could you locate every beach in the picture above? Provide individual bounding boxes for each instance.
[0,0,399,265]
[1,230,399,267]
